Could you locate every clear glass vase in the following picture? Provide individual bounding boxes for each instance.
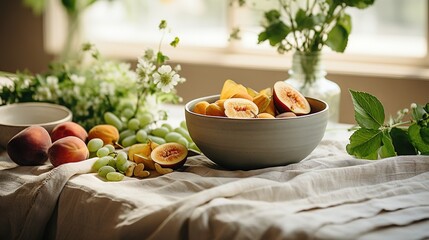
[286,51,341,122]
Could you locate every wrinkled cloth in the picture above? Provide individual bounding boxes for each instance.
[1,134,429,239]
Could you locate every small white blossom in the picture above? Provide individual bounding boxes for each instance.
[100,82,115,95]
[22,78,32,88]
[411,103,417,109]
[46,76,59,86]
[70,74,86,85]
[153,65,181,93]
[136,57,156,83]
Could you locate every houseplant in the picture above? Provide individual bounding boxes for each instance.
[231,0,376,122]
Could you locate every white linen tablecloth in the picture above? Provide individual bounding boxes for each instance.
[1,120,429,240]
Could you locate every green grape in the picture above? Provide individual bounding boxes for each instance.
[92,156,113,171]
[108,158,117,168]
[189,142,201,152]
[104,112,123,130]
[177,137,189,148]
[120,102,135,110]
[165,132,182,143]
[121,108,135,120]
[116,151,128,166]
[136,129,148,143]
[87,138,104,152]
[98,165,116,178]
[180,120,187,130]
[116,161,130,173]
[151,127,169,138]
[106,172,124,181]
[97,147,110,157]
[122,135,137,147]
[148,135,166,145]
[161,123,173,131]
[119,129,135,141]
[174,127,193,142]
[104,144,115,153]
[128,118,140,131]
[139,112,154,127]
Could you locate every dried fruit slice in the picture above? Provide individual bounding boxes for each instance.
[224,98,258,118]
[150,142,188,169]
[273,81,310,115]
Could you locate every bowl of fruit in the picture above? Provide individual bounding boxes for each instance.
[185,80,329,170]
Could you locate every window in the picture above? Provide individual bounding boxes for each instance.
[45,0,429,71]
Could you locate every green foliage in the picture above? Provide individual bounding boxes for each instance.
[231,0,375,54]
[347,90,429,159]
[0,21,185,130]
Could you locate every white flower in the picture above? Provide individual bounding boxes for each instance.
[153,65,180,93]
[22,78,32,88]
[100,82,115,95]
[136,57,156,83]
[46,76,58,86]
[70,74,86,85]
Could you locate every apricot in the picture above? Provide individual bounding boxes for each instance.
[7,126,52,166]
[50,121,88,142]
[257,113,275,119]
[88,124,120,145]
[193,101,210,115]
[205,103,225,117]
[48,136,89,167]
[230,92,253,101]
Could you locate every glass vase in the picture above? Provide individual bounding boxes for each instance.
[285,51,341,122]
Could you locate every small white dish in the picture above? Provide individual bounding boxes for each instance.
[0,102,73,149]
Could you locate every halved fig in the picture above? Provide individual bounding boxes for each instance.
[224,98,258,118]
[150,142,188,169]
[273,81,311,115]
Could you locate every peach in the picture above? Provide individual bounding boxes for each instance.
[48,136,89,167]
[50,121,88,142]
[7,126,52,166]
[88,124,120,146]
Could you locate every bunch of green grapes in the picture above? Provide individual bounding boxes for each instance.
[103,109,200,152]
[87,138,134,181]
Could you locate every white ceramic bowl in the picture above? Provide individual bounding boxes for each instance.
[185,95,329,170]
[0,102,73,149]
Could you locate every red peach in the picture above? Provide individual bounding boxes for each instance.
[48,136,89,167]
[50,121,88,142]
[7,126,52,166]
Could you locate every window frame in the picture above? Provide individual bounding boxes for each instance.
[43,0,429,80]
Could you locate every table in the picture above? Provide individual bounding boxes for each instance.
[1,105,429,240]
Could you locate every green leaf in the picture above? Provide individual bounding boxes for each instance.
[156,52,169,66]
[349,90,385,129]
[408,124,429,155]
[258,21,290,46]
[326,23,349,53]
[343,0,375,9]
[264,10,281,23]
[339,13,352,34]
[380,130,396,158]
[295,9,325,31]
[159,20,167,30]
[411,103,426,121]
[421,126,429,144]
[346,128,383,159]
[61,0,77,13]
[170,37,180,47]
[390,127,417,155]
[424,103,429,113]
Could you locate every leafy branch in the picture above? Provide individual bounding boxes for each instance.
[347,90,429,159]
[230,0,375,54]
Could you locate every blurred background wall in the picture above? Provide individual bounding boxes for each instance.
[1,0,428,124]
